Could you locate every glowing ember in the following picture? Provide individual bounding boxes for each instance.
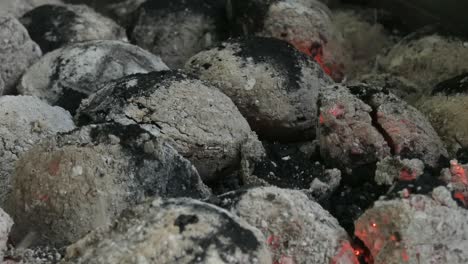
[266,234,281,250]
[371,223,377,228]
[319,113,325,124]
[399,168,417,181]
[450,160,468,186]
[295,42,343,81]
[328,104,345,118]
[453,192,467,206]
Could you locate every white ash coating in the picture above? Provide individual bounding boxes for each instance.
[355,194,468,264]
[378,34,468,91]
[20,4,127,53]
[77,70,264,181]
[18,40,168,114]
[214,187,357,264]
[363,85,448,168]
[318,84,390,174]
[0,208,13,261]
[375,157,425,186]
[130,0,227,68]
[0,0,63,17]
[186,37,332,142]
[63,198,272,264]
[0,95,75,205]
[417,95,468,155]
[7,123,211,248]
[0,15,42,95]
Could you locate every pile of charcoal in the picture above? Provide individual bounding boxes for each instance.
[1,0,468,263]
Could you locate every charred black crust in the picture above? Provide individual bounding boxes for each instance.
[159,200,261,263]
[20,5,79,53]
[231,37,312,92]
[253,141,323,189]
[431,72,468,95]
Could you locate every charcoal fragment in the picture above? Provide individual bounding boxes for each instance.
[213,187,358,264]
[63,198,272,264]
[129,0,228,68]
[7,123,210,247]
[186,37,332,142]
[18,40,168,114]
[77,70,264,181]
[20,4,127,53]
[0,96,75,205]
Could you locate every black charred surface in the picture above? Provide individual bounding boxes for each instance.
[161,200,261,263]
[205,189,248,210]
[232,37,314,92]
[432,72,468,95]
[77,70,194,126]
[253,141,323,189]
[87,123,208,199]
[174,214,199,233]
[323,182,387,233]
[456,148,468,164]
[20,5,79,53]
[55,87,87,115]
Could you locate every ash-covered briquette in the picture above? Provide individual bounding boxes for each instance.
[63,198,272,264]
[319,83,448,177]
[378,34,468,91]
[440,160,468,207]
[0,0,63,18]
[77,70,264,181]
[0,15,42,95]
[211,187,358,264]
[129,0,228,68]
[0,96,75,206]
[349,83,448,168]
[355,194,468,264]
[186,37,332,142]
[318,84,390,176]
[20,4,127,53]
[18,40,168,114]
[7,123,211,248]
[0,208,13,261]
[228,0,345,81]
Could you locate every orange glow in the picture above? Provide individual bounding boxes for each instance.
[450,160,468,186]
[371,223,377,228]
[319,114,325,124]
[453,192,467,206]
[399,169,417,181]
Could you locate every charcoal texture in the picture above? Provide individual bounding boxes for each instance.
[0,15,42,95]
[0,96,75,206]
[63,198,272,264]
[355,194,468,264]
[130,0,228,68]
[18,40,168,114]
[229,0,345,81]
[20,4,127,53]
[378,34,468,91]
[212,187,358,264]
[186,37,332,142]
[7,123,210,247]
[0,0,63,18]
[77,70,264,181]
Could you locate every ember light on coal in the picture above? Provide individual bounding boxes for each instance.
[1,0,468,263]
